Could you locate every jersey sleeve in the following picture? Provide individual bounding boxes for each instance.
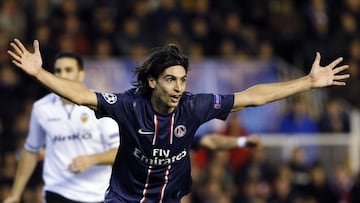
[95,92,123,121]
[98,117,120,149]
[24,108,46,152]
[191,93,234,123]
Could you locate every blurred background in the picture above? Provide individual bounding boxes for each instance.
[0,0,360,202]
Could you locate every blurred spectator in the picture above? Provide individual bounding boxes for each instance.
[234,147,275,199]
[187,42,205,61]
[148,0,185,45]
[93,37,116,59]
[256,39,275,61]
[305,161,340,203]
[350,172,360,203]
[287,146,311,196]
[127,0,153,45]
[334,11,359,55]
[333,164,353,203]
[278,95,320,165]
[0,63,23,152]
[0,29,11,64]
[32,23,58,70]
[197,151,235,203]
[48,0,78,35]
[129,43,147,61]
[59,14,91,55]
[90,4,117,39]
[223,114,251,172]
[267,164,297,203]
[115,17,145,56]
[329,58,360,109]
[185,0,218,55]
[268,0,305,64]
[0,0,27,39]
[161,17,189,48]
[220,11,253,57]
[301,0,342,72]
[318,97,350,133]
[278,95,319,134]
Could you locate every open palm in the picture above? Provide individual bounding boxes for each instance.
[7,39,43,77]
[309,52,350,88]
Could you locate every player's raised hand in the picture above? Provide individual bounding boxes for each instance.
[7,39,43,77]
[309,52,350,88]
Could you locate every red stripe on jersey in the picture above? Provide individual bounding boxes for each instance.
[152,115,158,145]
[169,114,174,144]
[140,166,153,203]
[159,165,171,202]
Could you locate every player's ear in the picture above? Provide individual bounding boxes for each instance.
[148,76,156,88]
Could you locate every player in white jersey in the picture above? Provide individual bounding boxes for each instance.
[3,52,120,203]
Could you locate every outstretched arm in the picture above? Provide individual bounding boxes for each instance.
[232,52,350,111]
[7,39,98,109]
[199,134,263,150]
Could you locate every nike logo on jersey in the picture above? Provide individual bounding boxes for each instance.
[138,129,154,135]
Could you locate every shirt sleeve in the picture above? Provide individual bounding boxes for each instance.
[25,108,46,152]
[98,117,120,149]
[95,92,129,122]
[191,93,234,123]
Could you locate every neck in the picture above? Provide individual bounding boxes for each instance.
[151,96,174,115]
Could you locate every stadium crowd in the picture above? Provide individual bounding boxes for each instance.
[0,0,360,202]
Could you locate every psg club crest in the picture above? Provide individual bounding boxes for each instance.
[102,93,117,104]
[174,125,186,138]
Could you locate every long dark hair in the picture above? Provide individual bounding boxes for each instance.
[132,44,189,98]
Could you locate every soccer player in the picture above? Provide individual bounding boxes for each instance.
[7,39,349,202]
[3,52,120,203]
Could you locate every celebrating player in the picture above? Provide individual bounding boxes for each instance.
[7,39,349,202]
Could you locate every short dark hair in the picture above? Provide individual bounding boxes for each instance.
[54,52,84,70]
[132,44,189,98]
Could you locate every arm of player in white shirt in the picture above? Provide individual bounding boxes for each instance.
[69,117,120,173]
[68,148,118,173]
[199,134,263,150]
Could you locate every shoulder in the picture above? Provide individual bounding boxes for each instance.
[97,88,144,104]
[33,93,58,109]
[180,92,219,103]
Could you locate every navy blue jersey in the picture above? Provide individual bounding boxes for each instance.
[95,88,234,202]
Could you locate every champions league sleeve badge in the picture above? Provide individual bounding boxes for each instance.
[213,94,222,109]
[102,93,117,104]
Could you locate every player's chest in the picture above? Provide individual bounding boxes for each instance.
[39,106,98,135]
[134,113,192,145]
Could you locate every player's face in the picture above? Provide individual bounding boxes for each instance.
[149,65,187,114]
[54,57,84,82]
